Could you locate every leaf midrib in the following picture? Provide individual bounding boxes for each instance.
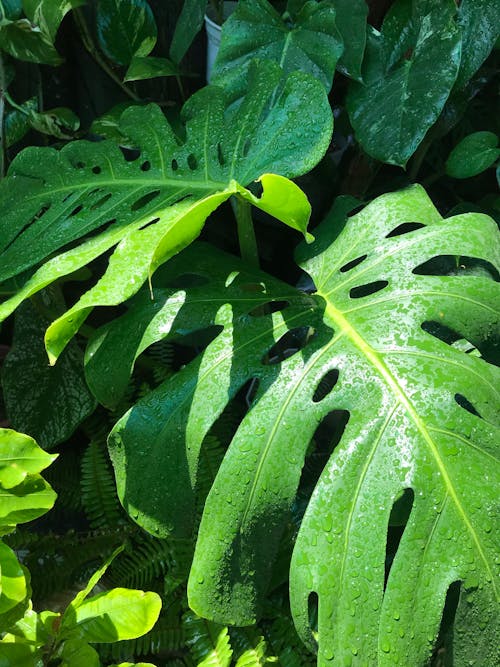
[322,297,498,600]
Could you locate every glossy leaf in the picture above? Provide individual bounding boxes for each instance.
[212,0,343,101]
[1,295,96,450]
[96,0,157,66]
[124,56,180,82]
[0,17,61,65]
[0,541,29,628]
[456,0,500,89]
[347,0,461,166]
[1,0,23,20]
[445,131,500,179]
[26,106,80,139]
[4,97,37,147]
[22,0,83,42]
[62,588,161,643]
[169,0,206,65]
[330,0,368,82]
[0,429,57,533]
[0,61,331,361]
[102,186,498,664]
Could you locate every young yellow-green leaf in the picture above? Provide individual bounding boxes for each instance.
[0,429,56,489]
[62,588,161,643]
[446,131,500,179]
[4,608,60,645]
[0,641,42,666]
[0,542,29,628]
[67,544,125,611]
[96,0,157,66]
[212,0,343,101]
[347,0,461,166]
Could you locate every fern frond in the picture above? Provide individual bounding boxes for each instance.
[229,629,270,667]
[81,439,124,529]
[147,339,175,384]
[184,611,233,667]
[108,534,192,592]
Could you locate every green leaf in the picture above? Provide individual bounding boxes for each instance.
[58,639,100,667]
[62,588,161,642]
[96,0,157,66]
[26,106,80,139]
[0,641,42,667]
[212,0,343,102]
[0,428,55,488]
[22,0,83,42]
[169,0,205,65]
[1,295,96,450]
[1,0,23,20]
[0,428,57,533]
[0,542,29,628]
[445,131,500,179]
[347,0,462,166]
[0,61,332,361]
[5,608,60,644]
[331,0,368,82]
[4,97,37,147]
[455,0,500,89]
[67,544,125,611]
[124,56,180,82]
[0,17,61,65]
[184,611,233,667]
[102,185,498,663]
[89,101,142,143]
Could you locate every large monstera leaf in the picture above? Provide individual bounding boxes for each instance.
[94,185,499,664]
[0,60,330,362]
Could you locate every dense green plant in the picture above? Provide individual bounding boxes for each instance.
[1,0,499,666]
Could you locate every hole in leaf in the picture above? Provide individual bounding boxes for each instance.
[217,142,225,166]
[297,410,350,507]
[75,161,85,169]
[70,205,83,216]
[242,138,251,157]
[339,254,367,273]
[187,153,197,170]
[240,283,265,293]
[171,158,179,171]
[2,204,51,252]
[308,592,319,637]
[131,190,160,212]
[92,166,101,174]
[454,393,481,418]
[421,321,460,345]
[385,222,425,238]
[312,369,339,403]
[139,217,160,232]
[349,280,388,299]
[141,160,151,172]
[248,300,289,317]
[83,219,117,240]
[163,273,210,288]
[430,581,462,664]
[120,147,140,162]
[413,255,499,281]
[90,193,112,211]
[385,488,414,591]
[261,326,315,365]
[62,192,75,203]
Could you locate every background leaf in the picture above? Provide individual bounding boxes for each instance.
[331,0,368,82]
[455,0,500,89]
[347,0,461,166]
[212,0,343,101]
[445,131,499,179]
[96,0,157,66]
[1,293,96,450]
[169,0,206,65]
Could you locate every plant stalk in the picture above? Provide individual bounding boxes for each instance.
[233,196,259,268]
[210,0,224,25]
[0,53,6,178]
[73,8,140,102]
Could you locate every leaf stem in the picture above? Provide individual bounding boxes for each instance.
[233,196,259,268]
[73,8,140,102]
[0,53,6,178]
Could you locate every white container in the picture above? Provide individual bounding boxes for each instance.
[204,1,238,83]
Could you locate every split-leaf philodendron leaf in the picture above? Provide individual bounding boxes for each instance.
[100,186,499,665]
[0,61,331,363]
